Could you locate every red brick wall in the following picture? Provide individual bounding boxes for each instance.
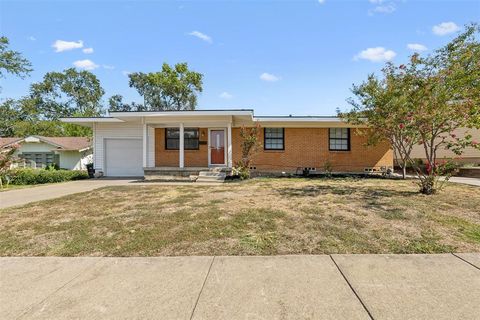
[232,127,393,173]
[154,127,393,172]
[155,128,209,167]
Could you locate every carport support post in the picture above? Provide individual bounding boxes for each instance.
[227,122,233,168]
[179,123,185,168]
[142,122,147,168]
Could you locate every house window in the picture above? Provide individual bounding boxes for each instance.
[20,152,57,168]
[165,128,199,150]
[329,128,350,151]
[264,128,284,150]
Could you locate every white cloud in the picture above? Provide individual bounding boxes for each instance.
[369,0,384,3]
[260,72,280,82]
[432,22,460,36]
[122,70,131,76]
[407,43,428,52]
[73,59,99,70]
[103,65,115,70]
[188,31,212,43]
[28,36,36,41]
[354,47,396,62]
[52,40,83,52]
[318,0,326,4]
[370,4,396,14]
[219,92,233,99]
[82,47,94,54]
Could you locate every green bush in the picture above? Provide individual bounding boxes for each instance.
[1,168,89,185]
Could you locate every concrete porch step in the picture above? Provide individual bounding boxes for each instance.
[196,176,226,183]
[198,171,227,178]
[197,169,227,182]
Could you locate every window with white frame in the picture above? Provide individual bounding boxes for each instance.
[165,128,199,150]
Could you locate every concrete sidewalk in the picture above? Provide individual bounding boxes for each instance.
[1,254,479,319]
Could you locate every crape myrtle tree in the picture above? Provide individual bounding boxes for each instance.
[128,62,203,111]
[0,143,19,189]
[234,124,262,179]
[342,63,420,179]
[343,24,480,194]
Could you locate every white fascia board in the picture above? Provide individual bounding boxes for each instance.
[254,117,343,122]
[110,110,254,117]
[60,117,124,123]
[253,117,368,128]
[60,117,125,127]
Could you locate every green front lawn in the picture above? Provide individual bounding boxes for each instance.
[1,178,479,256]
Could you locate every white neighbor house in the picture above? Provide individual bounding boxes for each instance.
[0,136,93,170]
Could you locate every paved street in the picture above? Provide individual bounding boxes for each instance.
[1,254,479,320]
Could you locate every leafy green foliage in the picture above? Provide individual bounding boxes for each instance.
[233,124,262,179]
[0,144,19,188]
[128,62,203,111]
[108,94,145,112]
[30,68,105,118]
[2,168,89,185]
[0,36,32,83]
[343,24,480,194]
[1,68,104,137]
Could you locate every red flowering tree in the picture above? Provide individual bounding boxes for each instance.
[343,24,480,194]
[342,62,419,179]
[0,143,19,188]
[234,124,262,179]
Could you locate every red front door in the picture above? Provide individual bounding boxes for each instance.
[210,130,225,164]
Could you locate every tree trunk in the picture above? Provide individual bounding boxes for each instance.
[419,176,436,195]
[402,160,407,179]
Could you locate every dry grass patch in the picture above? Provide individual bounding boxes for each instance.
[0,177,479,256]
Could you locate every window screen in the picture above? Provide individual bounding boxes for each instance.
[329,128,350,151]
[264,128,284,150]
[165,128,199,150]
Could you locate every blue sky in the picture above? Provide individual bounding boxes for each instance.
[1,0,479,116]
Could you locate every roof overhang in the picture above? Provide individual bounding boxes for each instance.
[60,111,362,128]
[60,117,125,127]
[253,117,365,128]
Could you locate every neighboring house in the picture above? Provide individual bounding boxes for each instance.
[0,136,93,170]
[61,110,393,177]
[395,128,480,165]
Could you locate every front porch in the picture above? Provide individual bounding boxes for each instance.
[141,119,234,171]
[143,166,231,182]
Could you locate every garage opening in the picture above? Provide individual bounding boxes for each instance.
[104,138,143,177]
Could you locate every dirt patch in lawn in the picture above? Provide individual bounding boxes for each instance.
[1,177,479,256]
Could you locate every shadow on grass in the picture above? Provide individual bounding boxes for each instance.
[277,184,417,199]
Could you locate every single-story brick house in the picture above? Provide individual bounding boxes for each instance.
[0,135,93,170]
[61,110,393,177]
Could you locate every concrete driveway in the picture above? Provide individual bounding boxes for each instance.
[1,254,479,320]
[448,176,480,187]
[0,179,139,209]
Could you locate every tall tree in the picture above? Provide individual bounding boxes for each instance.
[108,94,145,112]
[128,62,203,111]
[343,63,420,179]
[0,36,33,84]
[30,68,105,119]
[344,24,479,194]
[0,99,21,137]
